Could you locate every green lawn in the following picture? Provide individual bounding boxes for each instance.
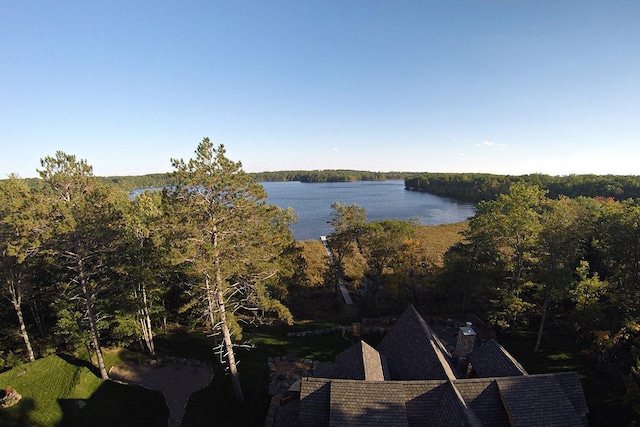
[0,350,167,427]
[161,323,361,427]
[0,320,357,427]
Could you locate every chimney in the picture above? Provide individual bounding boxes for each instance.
[455,321,477,357]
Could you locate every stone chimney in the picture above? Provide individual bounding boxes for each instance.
[455,321,477,357]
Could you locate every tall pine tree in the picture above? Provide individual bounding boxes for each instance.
[164,139,295,403]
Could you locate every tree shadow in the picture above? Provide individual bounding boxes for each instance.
[0,397,45,427]
[57,380,168,427]
[56,353,101,378]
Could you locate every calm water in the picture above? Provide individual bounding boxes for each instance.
[130,181,476,241]
[261,180,476,240]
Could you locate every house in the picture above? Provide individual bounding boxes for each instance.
[272,305,588,426]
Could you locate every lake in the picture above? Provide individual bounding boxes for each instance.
[130,180,476,241]
[261,180,476,240]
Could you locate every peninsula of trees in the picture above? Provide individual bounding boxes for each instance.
[405,172,640,202]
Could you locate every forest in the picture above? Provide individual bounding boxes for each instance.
[1,143,640,424]
[405,172,640,202]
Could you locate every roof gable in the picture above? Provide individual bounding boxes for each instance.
[378,305,459,381]
[496,375,585,427]
[299,378,331,427]
[454,379,510,426]
[467,339,528,377]
[334,340,386,380]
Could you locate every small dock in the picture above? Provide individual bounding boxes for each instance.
[320,236,353,305]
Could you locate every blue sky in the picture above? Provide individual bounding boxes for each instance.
[1,1,638,178]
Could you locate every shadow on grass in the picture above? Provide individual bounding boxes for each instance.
[165,323,360,427]
[0,398,45,427]
[56,353,101,378]
[56,380,169,427]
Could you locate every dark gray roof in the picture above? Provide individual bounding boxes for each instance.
[495,374,586,427]
[315,341,387,381]
[273,401,301,427]
[334,340,386,380]
[275,305,589,427]
[295,374,588,427]
[299,378,331,427]
[299,379,484,427]
[377,305,460,381]
[329,380,409,427]
[313,362,341,379]
[467,339,528,377]
[404,381,483,427]
[554,371,589,425]
[455,379,510,426]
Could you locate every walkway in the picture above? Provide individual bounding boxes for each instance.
[320,236,353,305]
[109,358,212,427]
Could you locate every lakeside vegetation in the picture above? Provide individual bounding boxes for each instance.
[405,172,640,202]
[2,147,640,425]
[16,170,640,205]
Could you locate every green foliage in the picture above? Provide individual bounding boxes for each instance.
[250,170,410,183]
[406,172,640,202]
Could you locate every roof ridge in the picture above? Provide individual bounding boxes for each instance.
[447,380,485,427]
[495,340,528,376]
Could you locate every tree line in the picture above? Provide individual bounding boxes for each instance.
[0,139,299,403]
[405,172,640,202]
[249,170,410,182]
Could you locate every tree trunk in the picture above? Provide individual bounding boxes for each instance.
[215,287,244,404]
[534,297,550,352]
[138,283,155,355]
[9,283,35,362]
[29,299,47,338]
[79,259,108,379]
[204,275,220,350]
[210,223,244,404]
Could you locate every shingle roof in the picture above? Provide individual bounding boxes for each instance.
[295,375,588,427]
[273,401,301,427]
[378,305,460,381]
[299,378,331,427]
[334,340,386,381]
[313,362,341,379]
[454,379,510,426]
[554,371,589,425]
[275,306,589,427]
[496,374,586,427]
[467,339,528,377]
[329,380,409,427]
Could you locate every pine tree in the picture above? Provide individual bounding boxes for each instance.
[164,139,295,403]
[39,152,125,379]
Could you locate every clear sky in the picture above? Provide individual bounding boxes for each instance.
[1,1,638,178]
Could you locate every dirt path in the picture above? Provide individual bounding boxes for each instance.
[110,359,212,427]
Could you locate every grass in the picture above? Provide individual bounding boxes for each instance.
[156,322,360,427]
[0,349,167,427]
[414,221,468,267]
